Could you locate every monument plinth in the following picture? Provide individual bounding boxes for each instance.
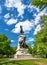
[14,25,32,59]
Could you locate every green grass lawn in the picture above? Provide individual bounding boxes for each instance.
[0,58,47,65]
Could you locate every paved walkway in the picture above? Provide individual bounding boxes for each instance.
[9,58,42,60]
[35,62,47,65]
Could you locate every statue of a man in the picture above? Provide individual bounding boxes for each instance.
[20,25,24,35]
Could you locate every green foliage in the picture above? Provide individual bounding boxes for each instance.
[31,0,47,9]
[28,44,32,54]
[42,0,47,4]
[32,15,47,57]
[31,0,47,58]
[0,34,16,57]
[41,15,47,23]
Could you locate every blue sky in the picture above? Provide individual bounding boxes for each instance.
[0,0,47,47]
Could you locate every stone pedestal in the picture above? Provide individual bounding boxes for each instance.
[14,48,32,59]
[14,54,32,59]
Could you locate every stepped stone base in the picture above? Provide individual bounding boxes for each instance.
[14,48,32,59]
[14,54,32,59]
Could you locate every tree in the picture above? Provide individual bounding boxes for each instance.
[31,0,47,57]
[28,44,32,54]
[32,15,47,57]
[0,34,16,57]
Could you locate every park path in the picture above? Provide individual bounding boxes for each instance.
[10,58,41,60]
[35,62,47,65]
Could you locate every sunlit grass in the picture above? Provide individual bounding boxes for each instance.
[0,58,47,65]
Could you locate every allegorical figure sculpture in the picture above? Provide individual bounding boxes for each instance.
[18,25,28,48]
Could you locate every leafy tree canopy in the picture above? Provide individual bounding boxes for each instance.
[32,15,47,57]
[31,0,47,9]
[31,0,47,58]
[0,34,16,57]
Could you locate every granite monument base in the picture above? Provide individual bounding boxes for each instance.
[14,54,32,59]
[14,48,32,59]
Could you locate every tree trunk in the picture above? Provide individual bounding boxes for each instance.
[46,54,47,58]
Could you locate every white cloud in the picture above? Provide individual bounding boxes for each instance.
[5,0,26,16]
[34,24,41,35]
[11,40,15,42]
[6,18,17,25]
[33,13,37,17]
[12,20,34,33]
[28,5,40,12]
[28,38,34,42]
[33,8,46,35]
[26,38,34,43]
[4,13,10,19]
[0,6,2,14]
[34,8,46,25]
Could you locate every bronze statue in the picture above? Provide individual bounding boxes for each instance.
[20,25,24,35]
